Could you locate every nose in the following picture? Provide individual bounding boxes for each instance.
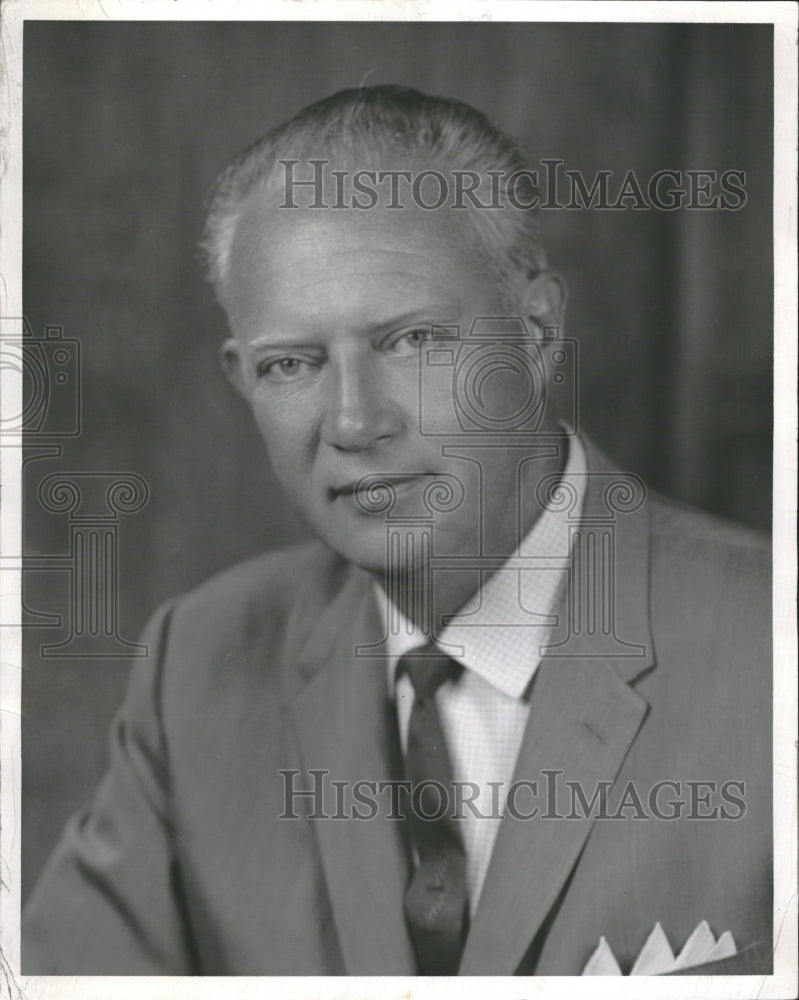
[322,353,402,452]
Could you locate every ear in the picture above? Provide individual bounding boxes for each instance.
[519,270,567,336]
[220,338,251,401]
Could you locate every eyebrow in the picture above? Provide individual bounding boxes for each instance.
[245,303,461,350]
[371,305,460,337]
[245,337,323,353]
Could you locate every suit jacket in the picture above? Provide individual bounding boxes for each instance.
[22,440,773,976]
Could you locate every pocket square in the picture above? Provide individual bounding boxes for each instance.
[582,921,737,975]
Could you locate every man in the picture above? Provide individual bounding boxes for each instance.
[23,86,771,976]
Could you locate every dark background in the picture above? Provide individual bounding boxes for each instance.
[21,21,773,898]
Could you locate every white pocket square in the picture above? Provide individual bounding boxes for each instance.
[583,921,737,975]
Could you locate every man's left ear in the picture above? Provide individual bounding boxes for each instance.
[520,270,567,335]
[220,338,251,402]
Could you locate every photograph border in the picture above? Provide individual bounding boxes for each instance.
[1,2,796,998]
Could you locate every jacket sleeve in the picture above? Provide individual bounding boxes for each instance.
[22,600,199,974]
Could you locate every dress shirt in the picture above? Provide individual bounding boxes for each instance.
[378,434,587,914]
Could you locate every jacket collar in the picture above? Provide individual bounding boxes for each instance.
[289,566,417,974]
[289,435,656,974]
[459,436,656,973]
[534,435,655,683]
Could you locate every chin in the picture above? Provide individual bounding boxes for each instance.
[314,524,389,574]
[324,535,432,580]
[306,502,451,577]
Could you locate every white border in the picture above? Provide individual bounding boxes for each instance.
[1,3,796,999]
[4,0,796,23]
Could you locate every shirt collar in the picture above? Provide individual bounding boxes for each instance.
[378,434,588,700]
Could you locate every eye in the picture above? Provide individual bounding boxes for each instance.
[256,356,318,382]
[390,326,435,355]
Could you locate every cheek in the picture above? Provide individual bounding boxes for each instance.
[250,396,316,485]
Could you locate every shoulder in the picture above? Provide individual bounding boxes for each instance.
[583,438,769,576]
[649,496,771,625]
[646,491,770,612]
[176,539,347,617]
[648,491,769,557]
[647,492,770,595]
[143,540,361,727]
[635,496,771,834]
[642,493,771,709]
[158,540,353,663]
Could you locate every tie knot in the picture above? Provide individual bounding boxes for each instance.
[398,644,463,702]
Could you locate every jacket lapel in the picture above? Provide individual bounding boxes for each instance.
[459,440,656,974]
[289,568,416,975]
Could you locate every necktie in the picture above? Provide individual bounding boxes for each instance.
[398,643,468,975]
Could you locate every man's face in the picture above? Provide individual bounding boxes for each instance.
[222,194,561,574]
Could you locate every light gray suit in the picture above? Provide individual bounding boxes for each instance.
[23,440,772,975]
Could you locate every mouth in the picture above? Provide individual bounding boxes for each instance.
[328,473,434,505]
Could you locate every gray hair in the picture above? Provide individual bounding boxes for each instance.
[201,85,546,309]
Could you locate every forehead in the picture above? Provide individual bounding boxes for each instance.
[224,191,499,334]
